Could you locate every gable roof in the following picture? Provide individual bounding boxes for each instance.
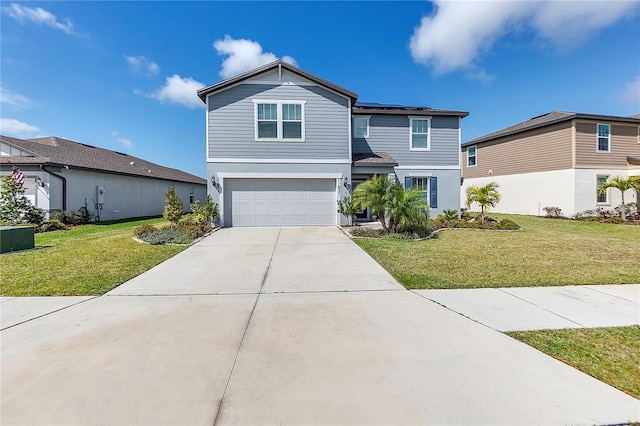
[197,60,359,103]
[463,111,640,146]
[353,102,468,118]
[0,135,206,185]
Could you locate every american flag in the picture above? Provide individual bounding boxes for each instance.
[12,167,25,186]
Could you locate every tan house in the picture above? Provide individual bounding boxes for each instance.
[461,111,640,216]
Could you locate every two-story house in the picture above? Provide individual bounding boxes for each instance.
[461,111,640,216]
[198,60,468,227]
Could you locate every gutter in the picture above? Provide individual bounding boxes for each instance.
[42,165,66,211]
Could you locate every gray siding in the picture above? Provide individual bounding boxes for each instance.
[249,68,314,85]
[208,83,350,160]
[394,168,461,216]
[353,115,460,166]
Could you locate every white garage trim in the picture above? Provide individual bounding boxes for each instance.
[208,158,351,164]
[222,177,339,227]
[217,172,343,179]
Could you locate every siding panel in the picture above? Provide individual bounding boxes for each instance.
[208,83,350,160]
[462,121,573,178]
[352,115,460,166]
[575,121,640,168]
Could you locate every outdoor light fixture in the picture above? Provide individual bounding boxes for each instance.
[343,176,349,188]
[211,175,216,187]
[34,176,44,187]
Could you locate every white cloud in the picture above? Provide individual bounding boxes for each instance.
[124,55,159,76]
[0,118,41,137]
[623,75,640,103]
[0,87,34,109]
[4,3,73,34]
[148,74,205,109]
[111,131,133,148]
[214,35,297,79]
[410,0,637,74]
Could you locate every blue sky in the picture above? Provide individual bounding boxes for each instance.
[1,1,639,178]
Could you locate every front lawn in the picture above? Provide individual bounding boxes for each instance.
[508,326,640,399]
[0,217,186,296]
[354,214,640,289]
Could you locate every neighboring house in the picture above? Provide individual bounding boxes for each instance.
[197,60,468,227]
[0,135,206,221]
[461,111,640,216]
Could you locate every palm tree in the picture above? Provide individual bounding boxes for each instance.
[387,180,429,233]
[465,182,500,223]
[598,176,640,221]
[352,174,393,232]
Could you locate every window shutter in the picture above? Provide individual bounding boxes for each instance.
[404,176,412,189]
[429,176,438,208]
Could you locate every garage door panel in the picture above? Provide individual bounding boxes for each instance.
[225,178,336,227]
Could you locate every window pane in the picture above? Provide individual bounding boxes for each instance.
[283,104,301,120]
[412,119,427,133]
[258,121,277,138]
[283,122,302,139]
[355,118,368,136]
[412,134,428,149]
[468,146,476,156]
[597,176,608,203]
[597,124,609,137]
[598,137,609,151]
[468,156,476,166]
[258,104,277,120]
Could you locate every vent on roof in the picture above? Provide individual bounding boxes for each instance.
[80,143,96,149]
[115,151,128,156]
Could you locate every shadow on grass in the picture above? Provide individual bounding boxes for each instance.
[93,215,163,226]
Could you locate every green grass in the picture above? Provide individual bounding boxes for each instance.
[1,217,186,296]
[354,214,640,289]
[508,326,640,399]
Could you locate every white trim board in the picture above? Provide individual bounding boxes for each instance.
[208,158,351,164]
[217,172,343,179]
[395,165,461,170]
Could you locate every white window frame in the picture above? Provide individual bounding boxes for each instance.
[596,123,610,152]
[596,175,609,204]
[467,145,477,167]
[353,116,370,138]
[409,116,432,151]
[253,100,306,142]
[410,176,430,204]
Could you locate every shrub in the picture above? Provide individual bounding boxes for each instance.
[38,219,66,233]
[606,217,625,224]
[175,217,212,240]
[70,207,93,224]
[398,220,438,238]
[498,218,521,230]
[614,203,639,220]
[133,224,159,239]
[25,208,45,225]
[543,206,563,218]
[349,227,384,238]
[163,187,183,229]
[141,229,189,245]
[190,195,219,226]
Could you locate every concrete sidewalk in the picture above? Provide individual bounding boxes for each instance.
[414,284,640,331]
[2,227,638,425]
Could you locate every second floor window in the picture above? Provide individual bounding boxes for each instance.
[467,145,477,166]
[597,123,610,152]
[353,117,369,138]
[254,101,306,141]
[410,117,431,151]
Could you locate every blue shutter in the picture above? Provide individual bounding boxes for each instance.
[404,176,412,189]
[429,176,438,208]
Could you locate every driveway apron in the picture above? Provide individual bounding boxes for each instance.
[1,227,638,425]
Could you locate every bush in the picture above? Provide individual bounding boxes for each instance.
[25,208,45,225]
[49,208,93,224]
[190,195,219,226]
[606,217,625,224]
[398,220,438,238]
[614,203,639,220]
[141,229,189,245]
[543,206,563,218]
[498,218,521,230]
[133,224,159,239]
[348,227,384,238]
[175,217,212,240]
[37,219,66,233]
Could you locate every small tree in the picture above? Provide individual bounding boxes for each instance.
[465,182,500,223]
[598,176,640,221]
[352,174,393,232]
[387,180,429,233]
[191,194,219,225]
[337,194,359,226]
[163,187,183,229]
[0,174,35,225]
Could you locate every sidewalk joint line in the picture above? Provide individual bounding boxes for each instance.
[212,227,281,426]
[0,296,99,331]
[496,288,585,328]
[582,285,637,303]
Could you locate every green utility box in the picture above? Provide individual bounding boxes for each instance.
[0,226,35,254]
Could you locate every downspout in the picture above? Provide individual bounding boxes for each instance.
[42,165,67,211]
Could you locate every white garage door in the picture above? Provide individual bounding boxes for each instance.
[224,178,337,227]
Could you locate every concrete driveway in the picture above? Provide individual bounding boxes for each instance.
[1,227,638,425]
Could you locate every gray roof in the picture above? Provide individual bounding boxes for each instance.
[0,135,206,185]
[197,60,359,103]
[352,152,398,167]
[353,103,469,118]
[463,111,640,146]
[628,156,640,166]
